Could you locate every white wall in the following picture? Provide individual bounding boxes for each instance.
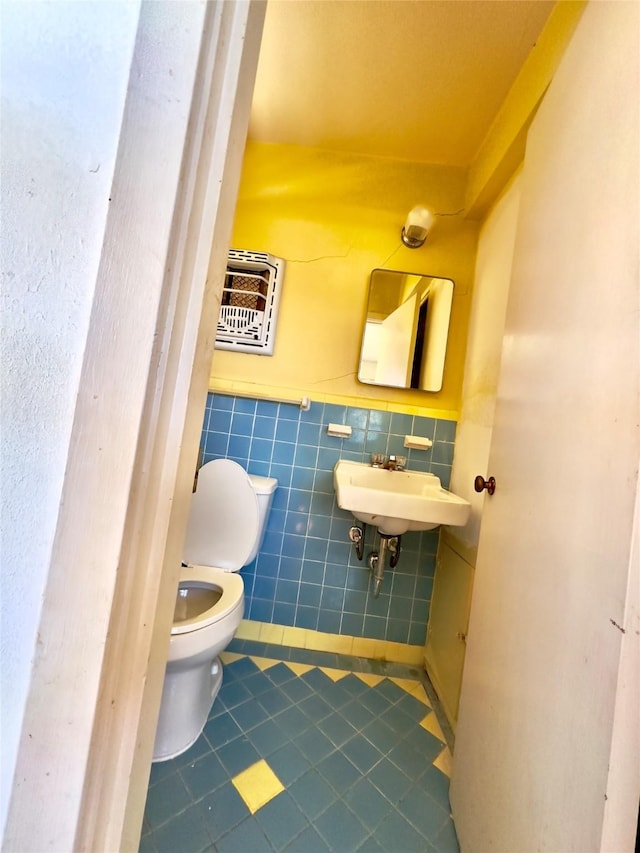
[0,1,140,833]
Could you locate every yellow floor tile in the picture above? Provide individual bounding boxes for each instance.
[319,666,350,682]
[249,656,280,671]
[433,746,453,778]
[420,711,445,742]
[409,683,432,707]
[219,652,245,665]
[354,672,385,687]
[285,661,315,676]
[389,677,421,693]
[231,759,284,814]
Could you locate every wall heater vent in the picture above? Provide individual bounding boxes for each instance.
[215,249,285,356]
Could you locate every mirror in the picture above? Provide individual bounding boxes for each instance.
[358,269,454,392]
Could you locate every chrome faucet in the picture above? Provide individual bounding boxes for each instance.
[370,453,407,470]
[383,455,407,471]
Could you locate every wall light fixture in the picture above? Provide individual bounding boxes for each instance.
[401,205,434,248]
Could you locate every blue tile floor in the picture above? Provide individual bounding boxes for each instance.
[140,644,459,852]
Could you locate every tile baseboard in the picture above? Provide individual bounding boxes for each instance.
[235,619,424,665]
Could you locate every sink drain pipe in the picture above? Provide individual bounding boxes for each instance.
[368,533,401,597]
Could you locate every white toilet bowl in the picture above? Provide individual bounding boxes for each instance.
[152,459,277,762]
[153,566,244,761]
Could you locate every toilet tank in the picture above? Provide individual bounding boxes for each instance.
[246,473,278,564]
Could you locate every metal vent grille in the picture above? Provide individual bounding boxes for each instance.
[215,250,285,356]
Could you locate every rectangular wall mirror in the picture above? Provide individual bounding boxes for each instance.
[358,269,454,392]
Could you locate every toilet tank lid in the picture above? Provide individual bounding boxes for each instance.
[248,473,278,495]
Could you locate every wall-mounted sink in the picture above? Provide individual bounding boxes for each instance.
[334,459,470,536]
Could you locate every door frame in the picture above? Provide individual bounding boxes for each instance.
[3,3,265,851]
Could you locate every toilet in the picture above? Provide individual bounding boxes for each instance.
[153,458,277,762]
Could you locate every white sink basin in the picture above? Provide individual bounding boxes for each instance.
[333,459,471,536]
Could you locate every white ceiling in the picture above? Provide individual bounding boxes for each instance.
[249,0,555,167]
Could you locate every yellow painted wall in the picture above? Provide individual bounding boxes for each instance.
[210,142,479,420]
[208,3,586,421]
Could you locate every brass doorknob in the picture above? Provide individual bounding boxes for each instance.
[474,475,496,495]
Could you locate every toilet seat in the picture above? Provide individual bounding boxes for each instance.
[171,565,243,636]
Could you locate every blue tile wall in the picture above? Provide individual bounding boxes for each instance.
[200,393,457,646]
